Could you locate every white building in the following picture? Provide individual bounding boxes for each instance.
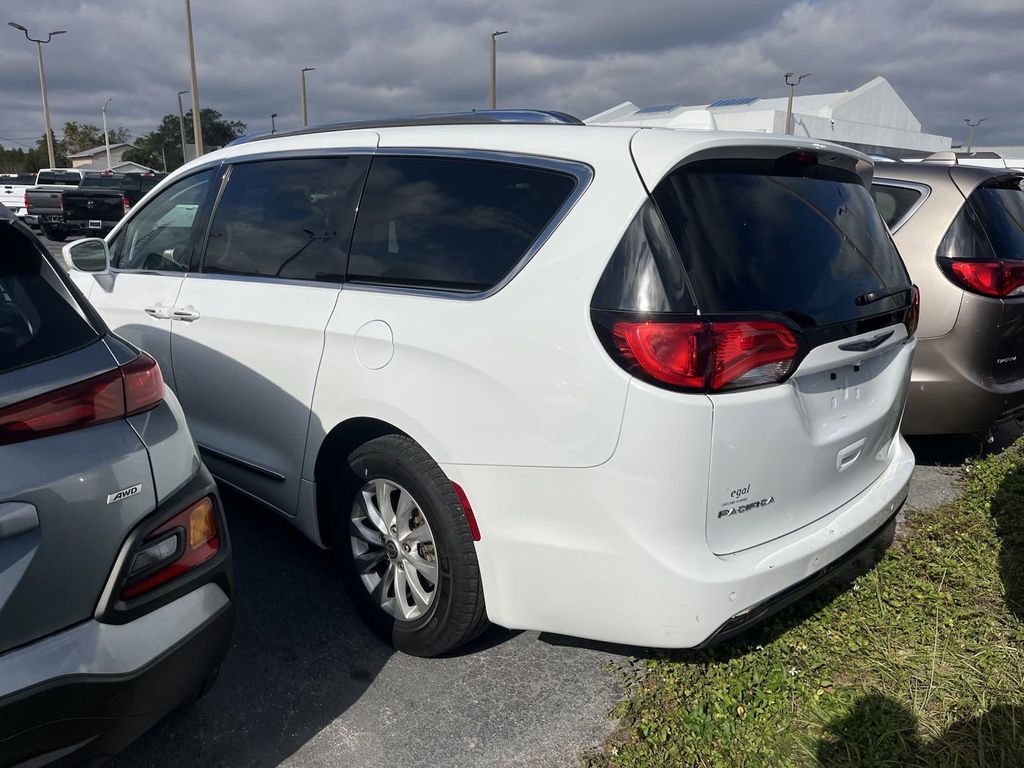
[586,76,952,159]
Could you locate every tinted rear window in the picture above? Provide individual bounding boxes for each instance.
[652,158,911,327]
[36,172,82,186]
[81,175,126,189]
[871,183,923,230]
[0,225,99,374]
[968,177,1024,261]
[348,156,577,292]
[3,174,36,185]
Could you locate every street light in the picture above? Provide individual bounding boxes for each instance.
[784,72,811,136]
[8,22,66,168]
[101,98,112,170]
[183,0,204,155]
[177,90,189,164]
[301,67,315,127]
[964,118,985,153]
[270,113,278,134]
[489,30,508,110]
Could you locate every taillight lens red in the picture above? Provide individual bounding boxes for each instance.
[24,191,30,210]
[905,286,920,337]
[947,260,1024,298]
[610,319,799,392]
[122,496,220,599]
[122,194,131,215]
[0,352,164,445]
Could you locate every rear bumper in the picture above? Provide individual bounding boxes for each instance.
[444,387,915,649]
[0,467,233,766]
[0,585,232,767]
[65,218,119,236]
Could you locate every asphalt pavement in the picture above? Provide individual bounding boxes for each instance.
[35,233,1022,768]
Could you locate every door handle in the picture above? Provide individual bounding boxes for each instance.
[144,305,172,320]
[172,307,200,322]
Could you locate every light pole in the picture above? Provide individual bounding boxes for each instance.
[271,113,278,134]
[784,72,811,135]
[101,98,112,169]
[8,22,66,168]
[177,90,189,164]
[183,0,204,155]
[301,67,315,127]
[489,30,508,110]
[964,118,985,153]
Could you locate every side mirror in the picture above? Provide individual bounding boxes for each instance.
[62,238,110,273]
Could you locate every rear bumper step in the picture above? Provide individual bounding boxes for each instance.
[698,505,901,648]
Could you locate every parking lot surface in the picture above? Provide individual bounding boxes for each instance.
[36,235,1019,767]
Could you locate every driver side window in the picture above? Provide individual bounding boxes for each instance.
[110,169,215,272]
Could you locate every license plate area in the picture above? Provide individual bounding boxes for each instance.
[88,220,102,229]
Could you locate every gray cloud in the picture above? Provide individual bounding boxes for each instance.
[0,0,1021,150]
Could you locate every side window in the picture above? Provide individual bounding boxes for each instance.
[870,183,923,230]
[348,156,578,292]
[110,169,215,272]
[202,157,368,282]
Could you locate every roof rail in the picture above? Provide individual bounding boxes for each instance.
[228,109,584,146]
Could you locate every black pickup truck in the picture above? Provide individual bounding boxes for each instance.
[58,172,167,239]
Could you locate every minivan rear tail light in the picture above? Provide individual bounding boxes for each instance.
[122,496,221,599]
[945,260,1024,298]
[607,318,799,392]
[905,286,920,336]
[0,352,164,445]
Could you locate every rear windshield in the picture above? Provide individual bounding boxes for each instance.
[0,224,99,374]
[652,158,911,327]
[968,177,1024,260]
[2,174,36,186]
[37,172,82,186]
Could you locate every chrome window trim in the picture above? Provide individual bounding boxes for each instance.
[346,148,594,301]
[871,179,932,234]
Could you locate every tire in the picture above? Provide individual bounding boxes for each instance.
[334,434,489,656]
[42,226,66,242]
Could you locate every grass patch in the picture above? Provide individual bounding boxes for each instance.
[582,437,1024,767]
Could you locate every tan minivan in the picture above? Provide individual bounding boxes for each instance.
[872,161,1024,434]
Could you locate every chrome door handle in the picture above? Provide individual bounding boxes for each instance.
[172,307,200,322]
[144,305,172,319]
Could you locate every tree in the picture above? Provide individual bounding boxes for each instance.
[123,109,245,171]
[58,121,132,156]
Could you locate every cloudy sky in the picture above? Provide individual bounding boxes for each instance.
[1,0,1021,149]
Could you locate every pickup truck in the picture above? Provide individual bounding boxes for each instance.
[24,169,98,241]
[0,173,36,222]
[60,172,166,238]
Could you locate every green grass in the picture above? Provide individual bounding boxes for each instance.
[582,437,1024,768]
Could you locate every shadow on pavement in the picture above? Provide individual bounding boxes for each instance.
[115,487,392,768]
[815,692,1024,766]
[905,420,1022,468]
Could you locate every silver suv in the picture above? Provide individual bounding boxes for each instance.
[872,162,1024,434]
[0,218,232,765]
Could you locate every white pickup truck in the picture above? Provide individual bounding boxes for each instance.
[0,173,37,222]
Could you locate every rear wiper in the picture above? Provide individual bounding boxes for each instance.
[855,286,910,306]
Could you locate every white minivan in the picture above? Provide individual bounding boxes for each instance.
[64,111,917,656]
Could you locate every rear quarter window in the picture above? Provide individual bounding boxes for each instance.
[348,156,578,293]
[870,183,924,230]
[0,225,99,374]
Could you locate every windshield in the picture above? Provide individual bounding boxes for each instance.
[969,177,1024,261]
